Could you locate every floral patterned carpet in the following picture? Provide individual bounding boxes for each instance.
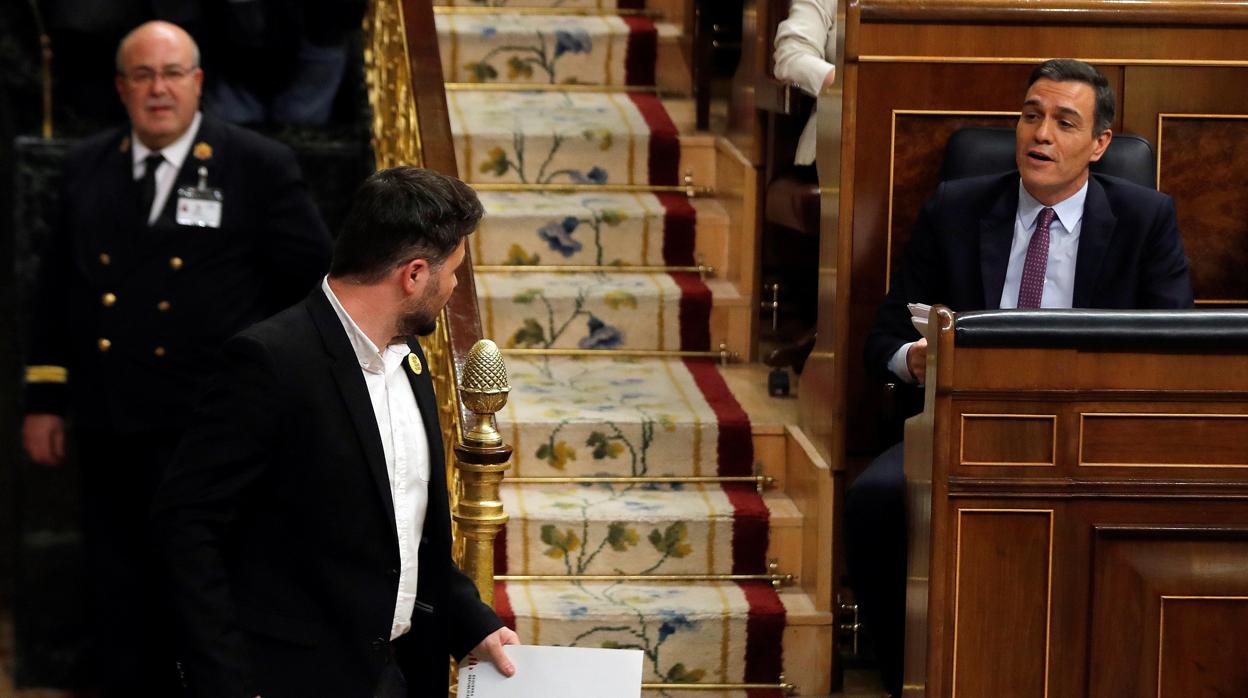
[439,2,796,695]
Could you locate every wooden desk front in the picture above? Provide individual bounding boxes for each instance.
[905,308,1248,697]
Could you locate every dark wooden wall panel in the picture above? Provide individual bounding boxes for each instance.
[951,510,1051,698]
[1158,117,1248,304]
[1088,529,1248,698]
[1080,413,1248,468]
[888,114,1017,289]
[1158,598,1248,697]
[959,414,1055,467]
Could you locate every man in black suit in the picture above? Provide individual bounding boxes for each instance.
[154,167,520,697]
[848,58,1192,696]
[21,20,331,694]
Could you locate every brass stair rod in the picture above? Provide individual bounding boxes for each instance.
[502,344,739,363]
[452,340,513,605]
[497,573,794,583]
[504,474,773,487]
[434,6,663,17]
[446,83,658,93]
[474,264,715,275]
[469,182,714,197]
[640,679,796,691]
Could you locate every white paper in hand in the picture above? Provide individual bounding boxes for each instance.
[907,302,932,334]
[457,645,643,698]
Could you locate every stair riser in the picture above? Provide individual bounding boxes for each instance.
[470,194,729,276]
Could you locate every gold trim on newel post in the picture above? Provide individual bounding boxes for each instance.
[453,340,513,605]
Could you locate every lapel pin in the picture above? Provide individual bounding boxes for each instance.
[193,142,213,160]
[407,352,423,375]
[119,136,130,153]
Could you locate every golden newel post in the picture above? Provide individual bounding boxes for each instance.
[453,339,512,606]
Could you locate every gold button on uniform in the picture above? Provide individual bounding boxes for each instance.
[99,253,111,266]
[154,346,166,358]
[98,338,111,352]
[101,292,117,307]
[157,300,171,312]
[169,256,184,270]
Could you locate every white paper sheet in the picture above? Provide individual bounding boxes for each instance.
[908,302,932,334]
[457,645,643,698]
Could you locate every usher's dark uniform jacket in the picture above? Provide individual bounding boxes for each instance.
[21,114,331,694]
[24,114,332,432]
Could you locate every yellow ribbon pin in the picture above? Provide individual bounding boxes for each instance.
[407,352,423,375]
[193,142,213,160]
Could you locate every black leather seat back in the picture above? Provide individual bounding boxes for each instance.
[940,127,1157,190]
[954,309,1248,350]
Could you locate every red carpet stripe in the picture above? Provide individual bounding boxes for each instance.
[658,192,697,266]
[741,581,787,689]
[622,16,657,87]
[670,272,711,351]
[627,93,680,185]
[682,358,754,476]
[493,581,516,630]
[723,483,771,574]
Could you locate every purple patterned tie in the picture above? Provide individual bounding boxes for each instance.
[1017,207,1056,309]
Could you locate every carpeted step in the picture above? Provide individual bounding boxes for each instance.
[473,191,698,267]
[497,483,785,576]
[500,356,753,478]
[496,580,789,687]
[477,270,711,351]
[438,12,657,87]
[448,90,680,185]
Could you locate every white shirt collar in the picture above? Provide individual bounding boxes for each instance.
[132,111,202,175]
[1017,176,1088,234]
[321,276,410,375]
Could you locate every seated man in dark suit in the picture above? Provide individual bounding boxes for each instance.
[847,58,1193,696]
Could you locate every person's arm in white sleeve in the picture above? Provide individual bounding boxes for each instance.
[888,342,917,384]
[773,0,837,97]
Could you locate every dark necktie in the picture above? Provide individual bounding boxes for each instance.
[139,152,164,223]
[1017,207,1056,309]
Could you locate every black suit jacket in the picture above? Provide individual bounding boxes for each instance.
[153,289,503,698]
[865,171,1194,378]
[24,114,331,433]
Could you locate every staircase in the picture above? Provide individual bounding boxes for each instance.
[433,1,835,694]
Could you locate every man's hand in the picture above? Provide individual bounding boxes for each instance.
[471,626,520,677]
[820,66,837,95]
[906,338,928,385]
[23,414,65,466]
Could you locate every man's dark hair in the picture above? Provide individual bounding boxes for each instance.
[330,167,482,282]
[1028,59,1115,135]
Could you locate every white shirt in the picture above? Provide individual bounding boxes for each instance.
[322,277,430,640]
[888,178,1088,383]
[773,0,837,165]
[132,111,203,224]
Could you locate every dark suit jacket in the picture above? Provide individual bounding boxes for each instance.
[153,289,504,698]
[865,171,1194,378]
[24,115,331,433]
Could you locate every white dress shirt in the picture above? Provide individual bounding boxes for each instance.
[322,277,430,640]
[888,178,1088,383]
[132,111,203,224]
[773,0,837,165]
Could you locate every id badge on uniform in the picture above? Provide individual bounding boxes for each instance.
[176,166,224,228]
